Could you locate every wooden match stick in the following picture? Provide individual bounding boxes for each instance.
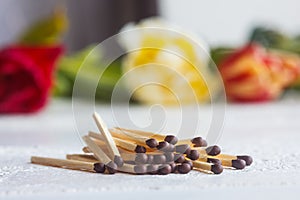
[109,128,158,149]
[213,154,253,166]
[193,145,221,156]
[118,163,147,174]
[89,131,147,153]
[197,155,221,165]
[177,136,207,147]
[217,158,246,169]
[82,135,117,173]
[66,154,98,163]
[116,127,178,145]
[92,112,123,167]
[191,160,223,174]
[31,156,106,173]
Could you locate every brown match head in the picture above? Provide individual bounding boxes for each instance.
[164,135,178,145]
[177,163,192,174]
[134,165,147,174]
[174,154,185,163]
[147,164,159,174]
[175,144,191,154]
[135,153,148,164]
[169,162,177,173]
[207,158,221,165]
[158,164,172,175]
[187,149,200,160]
[232,159,246,170]
[237,155,253,166]
[211,164,223,174]
[153,154,167,164]
[183,159,193,170]
[157,141,168,151]
[114,155,124,167]
[205,145,221,156]
[191,137,207,147]
[93,163,106,173]
[106,161,118,174]
[134,145,146,153]
[164,152,175,162]
[146,138,158,148]
[147,155,154,164]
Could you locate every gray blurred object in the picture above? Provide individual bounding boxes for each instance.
[0,0,159,52]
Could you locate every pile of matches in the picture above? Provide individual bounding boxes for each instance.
[31,112,253,175]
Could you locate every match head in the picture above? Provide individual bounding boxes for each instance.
[232,159,246,170]
[147,164,159,174]
[177,163,192,174]
[147,154,154,164]
[164,135,178,145]
[114,155,124,167]
[106,161,118,174]
[164,152,175,162]
[207,158,221,165]
[183,159,193,170]
[157,141,169,151]
[146,138,158,148]
[174,154,185,163]
[169,162,177,173]
[153,154,167,164]
[205,145,221,156]
[191,137,207,147]
[175,144,191,154]
[135,145,146,153]
[187,150,200,160]
[135,153,148,164]
[93,163,106,173]
[237,155,253,166]
[211,164,223,174]
[134,165,147,174]
[158,164,172,175]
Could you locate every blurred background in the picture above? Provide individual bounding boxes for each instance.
[0,0,300,114]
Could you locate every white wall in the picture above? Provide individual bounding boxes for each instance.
[160,0,300,47]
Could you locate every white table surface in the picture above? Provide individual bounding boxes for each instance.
[1,95,300,199]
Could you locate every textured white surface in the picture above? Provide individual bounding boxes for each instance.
[1,96,300,199]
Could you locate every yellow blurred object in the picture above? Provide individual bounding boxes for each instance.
[18,7,68,45]
[119,18,217,105]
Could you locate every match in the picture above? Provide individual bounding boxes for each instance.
[82,135,117,174]
[177,136,208,147]
[31,156,106,173]
[118,163,147,174]
[109,128,158,149]
[213,154,253,166]
[116,127,178,145]
[193,145,221,156]
[92,112,124,167]
[192,160,223,174]
[89,131,147,153]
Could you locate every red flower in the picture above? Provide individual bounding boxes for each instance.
[0,45,63,113]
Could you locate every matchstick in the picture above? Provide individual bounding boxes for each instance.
[177,136,208,147]
[89,131,146,153]
[31,156,106,173]
[82,135,117,174]
[118,163,147,174]
[68,153,148,164]
[218,158,246,169]
[66,154,98,163]
[191,160,223,174]
[197,155,221,165]
[193,145,221,156]
[92,112,124,167]
[116,127,178,145]
[109,128,158,149]
[213,154,253,166]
